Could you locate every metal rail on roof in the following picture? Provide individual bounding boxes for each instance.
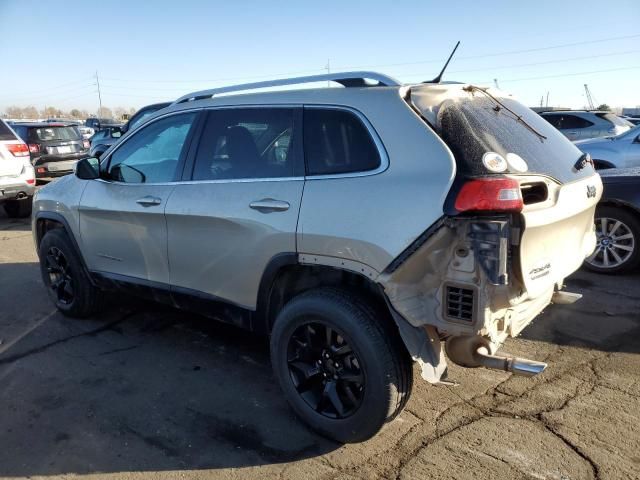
[172,71,402,105]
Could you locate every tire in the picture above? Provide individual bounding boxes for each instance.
[38,228,103,317]
[3,197,32,218]
[270,287,413,443]
[584,205,640,274]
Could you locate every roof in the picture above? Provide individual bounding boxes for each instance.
[11,122,79,128]
[172,71,402,105]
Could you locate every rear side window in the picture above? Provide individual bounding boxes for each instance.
[303,108,381,176]
[192,108,298,181]
[0,120,17,141]
[29,126,81,141]
[596,112,632,127]
[561,115,593,129]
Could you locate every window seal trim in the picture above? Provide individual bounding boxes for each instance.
[302,104,389,180]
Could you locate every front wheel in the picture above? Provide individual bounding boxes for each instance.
[584,206,640,274]
[39,228,103,317]
[270,288,413,443]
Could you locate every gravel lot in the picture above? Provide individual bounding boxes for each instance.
[0,207,638,480]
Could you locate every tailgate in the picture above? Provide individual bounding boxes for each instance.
[0,143,24,177]
[519,174,602,298]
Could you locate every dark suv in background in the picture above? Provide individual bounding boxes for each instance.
[85,117,123,131]
[89,102,171,158]
[11,123,90,179]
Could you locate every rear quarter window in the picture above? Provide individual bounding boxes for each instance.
[0,120,17,141]
[303,108,381,176]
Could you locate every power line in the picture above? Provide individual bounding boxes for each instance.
[479,65,640,84]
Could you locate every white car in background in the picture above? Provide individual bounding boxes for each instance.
[0,119,36,217]
[575,125,640,169]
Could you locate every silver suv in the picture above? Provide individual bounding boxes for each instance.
[32,72,601,443]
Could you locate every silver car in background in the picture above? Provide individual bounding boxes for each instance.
[575,125,640,169]
[540,110,633,141]
[32,72,601,443]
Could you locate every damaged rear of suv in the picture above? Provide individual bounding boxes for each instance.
[383,83,600,385]
[33,72,600,444]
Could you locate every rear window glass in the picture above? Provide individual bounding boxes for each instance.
[0,120,17,141]
[304,108,381,176]
[596,113,633,128]
[426,92,594,184]
[29,126,81,141]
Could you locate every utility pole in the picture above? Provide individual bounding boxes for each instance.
[95,70,103,118]
[493,78,500,89]
[326,59,330,88]
[540,96,544,108]
[546,92,549,108]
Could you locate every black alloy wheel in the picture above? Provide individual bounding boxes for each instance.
[287,322,364,419]
[45,246,75,305]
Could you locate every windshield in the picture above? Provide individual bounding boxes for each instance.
[411,87,595,184]
[30,126,81,142]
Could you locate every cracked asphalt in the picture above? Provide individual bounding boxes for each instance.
[0,208,639,479]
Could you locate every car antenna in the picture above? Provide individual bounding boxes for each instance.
[423,41,460,84]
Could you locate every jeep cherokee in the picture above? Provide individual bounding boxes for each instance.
[32,72,601,443]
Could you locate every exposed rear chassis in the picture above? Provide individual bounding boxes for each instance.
[378,214,561,383]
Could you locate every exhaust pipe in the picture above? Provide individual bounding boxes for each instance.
[473,346,547,377]
[445,336,547,377]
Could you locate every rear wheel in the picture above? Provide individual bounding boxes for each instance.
[584,206,640,274]
[3,197,32,218]
[39,228,103,317]
[270,288,413,443]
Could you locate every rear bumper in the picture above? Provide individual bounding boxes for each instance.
[0,179,35,200]
[33,158,84,178]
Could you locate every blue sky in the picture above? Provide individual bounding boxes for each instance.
[0,0,638,114]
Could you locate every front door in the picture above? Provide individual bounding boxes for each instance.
[165,107,304,310]
[79,111,200,285]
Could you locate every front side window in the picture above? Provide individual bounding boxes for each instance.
[192,108,297,180]
[107,112,196,183]
[303,108,381,176]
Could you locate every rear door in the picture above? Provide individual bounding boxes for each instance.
[165,107,304,310]
[79,110,200,285]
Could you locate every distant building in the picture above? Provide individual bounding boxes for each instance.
[622,107,640,116]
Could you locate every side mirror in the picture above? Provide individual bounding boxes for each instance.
[75,157,100,180]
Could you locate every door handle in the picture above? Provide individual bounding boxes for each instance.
[249,198,290,213]
[136,195,162,207]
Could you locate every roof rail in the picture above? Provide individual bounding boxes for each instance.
[172,71,401,105]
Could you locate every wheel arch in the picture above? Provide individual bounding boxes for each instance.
[598,199,640,219]
[34,212,94,284]
[255,255,392,335]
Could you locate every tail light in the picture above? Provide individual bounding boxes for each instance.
[455,177,523,213]
[26,178,35,185]
[82,139,90,149]
[28,143,40,154]
[6,143,30,157]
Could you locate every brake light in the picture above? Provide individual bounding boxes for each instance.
[455,177,523,213]
[82,139,90,149]
[28,143,40,154]
[6,143,30,157]
[26,178,35,185]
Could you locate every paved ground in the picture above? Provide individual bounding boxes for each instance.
[0,207,638,480]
